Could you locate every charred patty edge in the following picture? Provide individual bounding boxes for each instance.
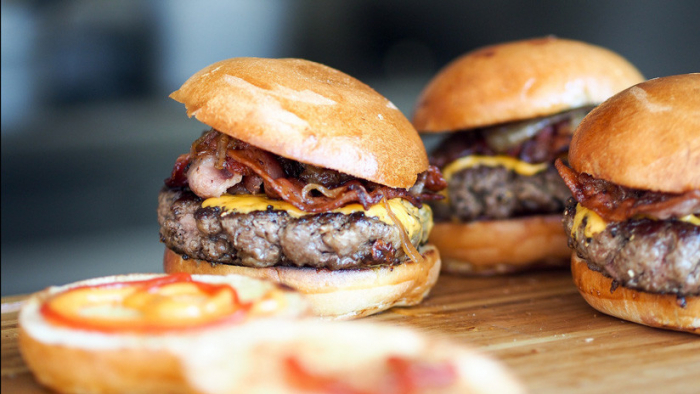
[158,187,430,270]
[431,163,571,222]
[563,198,700,296]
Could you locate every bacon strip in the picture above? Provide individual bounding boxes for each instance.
[226,145,441,212]
[555,159,700,222]
[167,129,445,211]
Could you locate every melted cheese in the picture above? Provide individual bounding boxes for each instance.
[679,214,700,226]
[202,194,433,244]
[441,155,548,180]
[571,204,699,240]
[571,204,608,239]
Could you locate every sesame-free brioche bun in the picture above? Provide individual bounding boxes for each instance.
[179,319,525,394]
[571,254,699,335]
[19,274,311,394]
[429,215,570,275]
[164,245,441,320]
[569,74,700,193]
[170,57,428,189]
[413,37,644,132]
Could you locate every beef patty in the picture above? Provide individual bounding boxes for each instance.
[563,198,700,296]
[432,165,571,222]
[158,187,430,270]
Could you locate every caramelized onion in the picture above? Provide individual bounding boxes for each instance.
[301,183,346,200]
[215,134,230,169]
[485,107,592,152]
[382,197,424,265]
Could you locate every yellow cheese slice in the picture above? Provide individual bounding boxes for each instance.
[441,155,548,181]
[571,203,699,240]
[202,194,433,245]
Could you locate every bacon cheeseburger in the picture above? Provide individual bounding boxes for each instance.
[556,74,700,334]
[159,58,446,320]
[413,37,644,275]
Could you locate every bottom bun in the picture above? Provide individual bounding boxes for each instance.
[428,215,570,275]
[164,245,441,320]
[19,274,310,394]
[571,254,699,334]
[19,329,188,394]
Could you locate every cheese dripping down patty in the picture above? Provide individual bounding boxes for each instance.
[571,203,700,240]
[202,194,433,264]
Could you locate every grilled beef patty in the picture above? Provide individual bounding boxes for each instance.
[563,199,700,296]
[158,187,429,270]
[432,165,571,222]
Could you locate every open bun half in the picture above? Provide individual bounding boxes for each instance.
[413,37,644,132]
[179,319,525,394]
[19,274,525,394]
[569,73,700,193]
[170,57,428,189]
[19,274,310,394]
[429,215,570,275]
[571,254,699,334]
[163,246,441,320]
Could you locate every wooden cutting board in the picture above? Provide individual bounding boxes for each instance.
[2,271,699,393]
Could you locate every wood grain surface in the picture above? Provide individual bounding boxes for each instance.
[2,271,699,393]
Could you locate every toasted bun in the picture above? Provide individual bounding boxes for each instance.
[572,254,699,334]
[413,37,644,132]
[19,274,310,394]
[569,74,700,193]
[429,215,570,275]
[163,246,441,320]
[19,274,524,394]
[170,57,428,189]
[178,319,525,394]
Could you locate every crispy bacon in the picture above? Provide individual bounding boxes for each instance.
[168,129,444,212]
[429,108,587,168]
[164,153,191,187]
[555,159,700,222]
[423,164,448,192]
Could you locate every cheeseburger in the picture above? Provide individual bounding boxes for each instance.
[158,58,446,319]
[413,37,644,275]
[556,74,699,334]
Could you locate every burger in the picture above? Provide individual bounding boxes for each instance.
[412,36,645,275]
[556,74,699,334]
[158,58,446,320]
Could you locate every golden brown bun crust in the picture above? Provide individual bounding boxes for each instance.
[429,215,570,275]
[164,246,441,320]
[572,254,699,334]
[413,37,644,132]
[18,274,308,394]
[19,328,190,394]
[569,74,700,193]
[170,57,428,189]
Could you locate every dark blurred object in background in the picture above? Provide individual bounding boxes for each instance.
[2,0,699,295]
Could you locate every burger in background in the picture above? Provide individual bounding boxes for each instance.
[159,58,446,320]
[413,37,644,275]
[556,74,699,334]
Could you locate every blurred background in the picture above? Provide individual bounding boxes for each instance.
[2,0,699,295]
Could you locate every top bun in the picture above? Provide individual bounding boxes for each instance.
[413,37,644,132]
[569,74,700,193]
[170,58,428,189]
